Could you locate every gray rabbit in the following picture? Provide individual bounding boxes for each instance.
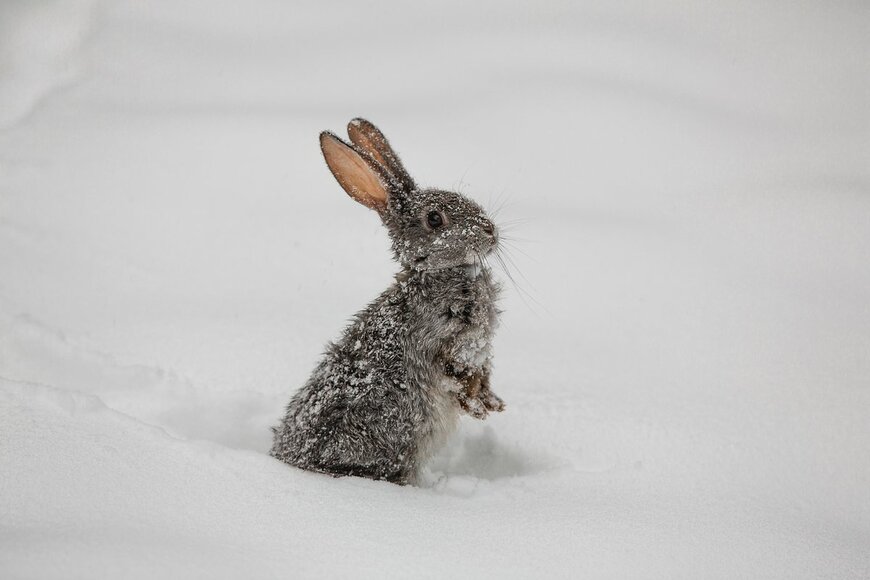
[270,119,505,485]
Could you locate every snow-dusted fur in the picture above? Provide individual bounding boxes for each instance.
[270,119,504,484]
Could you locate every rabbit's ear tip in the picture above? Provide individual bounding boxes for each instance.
[320,131,348,152]
[319,131,352,158]
[349,117,368,124]
[348,117,375,131]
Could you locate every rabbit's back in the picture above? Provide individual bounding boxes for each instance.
[271,284,435,483]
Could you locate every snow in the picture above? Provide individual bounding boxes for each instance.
[1,0,869,577]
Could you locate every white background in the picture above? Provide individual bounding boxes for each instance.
[1,1,868,577]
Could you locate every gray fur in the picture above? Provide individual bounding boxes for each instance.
[270,119,504,485]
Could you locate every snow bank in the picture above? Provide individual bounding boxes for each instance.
[0,0,97,129]
[1,0,868,577]
[3,377,864,579]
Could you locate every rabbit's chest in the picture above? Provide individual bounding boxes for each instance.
[442,277,499,370]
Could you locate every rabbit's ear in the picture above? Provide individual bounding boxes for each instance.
[320,131,390,213]
[347,118,415,193]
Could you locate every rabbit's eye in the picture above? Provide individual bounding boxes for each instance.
[426,210,445,229]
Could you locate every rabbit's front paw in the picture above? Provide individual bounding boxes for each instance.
[456,389,489,420]
[479,386,506,413]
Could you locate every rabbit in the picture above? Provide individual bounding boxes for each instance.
[270,118,505,485]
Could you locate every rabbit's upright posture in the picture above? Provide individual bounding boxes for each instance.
[271,119,505,485]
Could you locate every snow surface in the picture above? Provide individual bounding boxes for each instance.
[1,0,869,578]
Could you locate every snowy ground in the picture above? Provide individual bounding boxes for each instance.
[1,0,869,578]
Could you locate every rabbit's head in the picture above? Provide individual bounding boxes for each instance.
[320,119,498,271]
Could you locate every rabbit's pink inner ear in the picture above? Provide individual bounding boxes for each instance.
[320,132,388,212]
